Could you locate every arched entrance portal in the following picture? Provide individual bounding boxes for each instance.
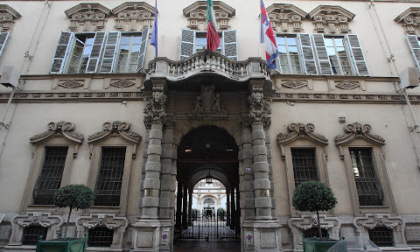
[175,126,240,241]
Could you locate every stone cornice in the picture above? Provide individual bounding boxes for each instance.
[0,4,21,31]
[113,2,155,15]
[88,121,141,144]
[183,1,235,30]
[267,4,308,33]
[65,3,112,31]
[30,121,84,145]
[395,7,420,35]
[309,5,355,33]
[112,2,155,31]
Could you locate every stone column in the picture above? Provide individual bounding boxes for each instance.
[230,187,235,229]
[182,185,188,229]
[239,123,254,219]
[226,189,230,226]
[236,184,240,234]
[175,181,182,230]
[188,187,193,226]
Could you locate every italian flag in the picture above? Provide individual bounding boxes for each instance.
[206,0,220,51]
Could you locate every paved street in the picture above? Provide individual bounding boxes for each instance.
[174,240,241,252]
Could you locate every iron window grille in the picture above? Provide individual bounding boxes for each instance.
[94,147,126,206]
[22,225,47,245]
[88,227,114,247]
[291,148,319,187]
[33,146,68,205]
[368,227,393,247]
[349,148,383,206]
[303,227,328,238]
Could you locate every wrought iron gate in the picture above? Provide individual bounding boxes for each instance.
[180,215,239,240]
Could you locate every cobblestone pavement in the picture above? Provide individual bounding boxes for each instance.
[173,240,241,252]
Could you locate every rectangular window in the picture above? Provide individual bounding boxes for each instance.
[195,32,222,54]
[324,36,352,75]
[368,227,393,247]
[114,33,142,73]
[350,148,383,206]
[67,33,96,74]
[22,226,47,245]
[291,148,318,187]
[406,35,420,71]
[94,147,126,206]
[0,32,9,57]
[276,35,302,74]
[88,227,114,247]
[33,147,68,205]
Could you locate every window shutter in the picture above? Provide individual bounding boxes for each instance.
[406,35,420,71]
[86,32,106,73]
[0,32,9,57]
[346,35,369,76]
[275,56,282,74]
[312,34,332,75]
[223,30,237,61]
[180,28,195,60]
[50,32,74,74]
[297,34,317,75]
[100,31,121,73]
[136,25,150,73]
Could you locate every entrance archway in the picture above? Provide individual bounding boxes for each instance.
[174,125,240,243]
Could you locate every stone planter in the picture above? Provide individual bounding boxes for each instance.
[303,237,339,252]
[36,237,86,252]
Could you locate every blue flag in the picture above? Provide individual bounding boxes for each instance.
[150,0,158,57]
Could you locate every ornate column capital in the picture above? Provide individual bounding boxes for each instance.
[248,83,271,128]
[143,81,168,128]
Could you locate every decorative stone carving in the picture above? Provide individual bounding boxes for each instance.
[289,215,340,248]
[335,122,385,159]
[188,85,227,120]
[144,84,168,128]
[110,79,136,88]
[277,123,328,159]
[30,121,84,145]
[76,214,128,249]
[58,80,84,89]
[65,3,112,32]
[308,5,355,34]
[266,4,307,33]
[395,8,420,35]
[282,80,308,89]
[0,5,21,31]
[113,2,155,31]
[248,85,271,128]
[335,80,360,90]
[183,1,235,30]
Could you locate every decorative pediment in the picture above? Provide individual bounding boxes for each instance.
[289,215,340,242]
[13,212,63,228]
[88,121,141,144]
[65,3,112,32]
[395,7,420,35]
[113,2,155,31]
[0,5,21,31]
[30,121,84,145]
[355,214,402,230]
[183,1,235,30]
[267,4,307,33]
[308,5,355,34]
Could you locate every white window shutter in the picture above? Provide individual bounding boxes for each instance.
[312,34,332,75]
[50,32,74,74]
[100,31,121,73]
[0,32,9,57]
[346,35,369,76]
[223,30,237,61]
[297,33,318,75]
[275,56,282,74]
[136,25,150,73]
[406,35,420,71]
[180,28,195,60]
[86,32,106,73]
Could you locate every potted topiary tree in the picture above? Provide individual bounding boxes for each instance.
[36,184,94,252]
[292,180,338,252]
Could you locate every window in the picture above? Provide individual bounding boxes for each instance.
[291,148,318,187]
[94,147,126,206]
[88,227,114,247]
[303,227,328,238]
[50,26,149,74]
[406,35,420,71]
[368,227,393,247]
[275,33,368,76]
[180,28,237,60]
[276,35,302,74]
[22,226,47,245]
[33,147,68,205]
[0,32,9,57]
[349,148,383,206]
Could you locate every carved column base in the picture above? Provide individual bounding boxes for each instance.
[131,219,173,252]
[242,220,282,252]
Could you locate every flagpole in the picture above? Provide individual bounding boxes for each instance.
[258,0,262,59]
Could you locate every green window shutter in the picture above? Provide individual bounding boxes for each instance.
[406,35,420,71]
[180,28,195,60]
[297,33,317,75]
[346,34,369,76]
[100,31,121,73]
[312,34,332,75]
[50,31,74,74]
[0,32,9,57]
[136,25,150,73]
[86,32,106,73]
[223,30,237,61]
